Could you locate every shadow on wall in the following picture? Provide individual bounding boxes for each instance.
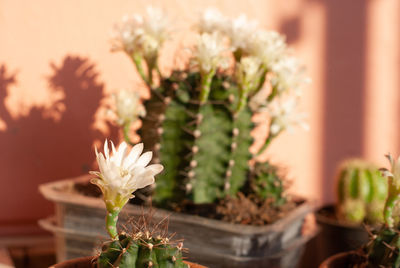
[0,56,118,228]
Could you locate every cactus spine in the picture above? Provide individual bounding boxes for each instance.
[336,159,388,224]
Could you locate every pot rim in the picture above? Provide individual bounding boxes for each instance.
[40,175,318,234]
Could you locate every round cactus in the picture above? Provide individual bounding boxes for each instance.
[336,158,388,224]
[97,232,188,268]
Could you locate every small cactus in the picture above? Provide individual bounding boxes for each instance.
[361,154,400,267]
[336,159,388,224]
[97,233,188,268]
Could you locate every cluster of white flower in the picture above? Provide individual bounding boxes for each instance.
[267,96,309,136]
[90,140,163,211]
[113,89,145,126]
[112,7,169,63]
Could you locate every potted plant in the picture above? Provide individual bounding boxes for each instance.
[49,139,204,268]
[40,7,316,267]
[313,159,387,265]
[320,154,400,267]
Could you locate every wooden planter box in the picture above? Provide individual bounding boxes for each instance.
[39,175,317,268]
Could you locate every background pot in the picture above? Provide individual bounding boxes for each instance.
[40,175,317,268]
[302,205,369,267]
[319,251,365,268]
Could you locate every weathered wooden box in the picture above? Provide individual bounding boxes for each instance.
[39,175,316,268]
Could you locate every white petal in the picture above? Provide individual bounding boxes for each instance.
[146,164,164,175]
[114,142,128,166]
[104,139,109,159]
[124,143,144,169]
[136,151,153,167]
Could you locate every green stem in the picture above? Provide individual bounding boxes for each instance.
[106,209,120,240]
[199,70,215,104]
[256,129,281,157]
[267,85,278,102]
[254,67,268,93]
[384,194,397,227]
[132,53,150,86]
[235,85,249,115]
[123,122,135,146]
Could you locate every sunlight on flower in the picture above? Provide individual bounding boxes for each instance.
[225,14,258,54]
[197,8,227,34]
[381,154,400,188]
[267,96,309,135]
[90,140,163,211]
[192,32,227,74]
[235,56,263,92]
[247,30,287,69]
[113,89,145,126]
[111,6,169,63]
[271,56,311,96]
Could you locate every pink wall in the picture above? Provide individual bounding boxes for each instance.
[0,0,399,235]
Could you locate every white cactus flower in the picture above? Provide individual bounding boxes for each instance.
[192,32,227,74]
[197,8,227,34]
[226,14,258,53]
[235,56,263,91]
[267,96,309,135]
[247,30,287,69]
[90,140,163,210]
[112,7,169,61]
[114,89,145,126]
[270,56,311,96]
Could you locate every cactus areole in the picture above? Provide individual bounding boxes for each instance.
[110,8,310,221]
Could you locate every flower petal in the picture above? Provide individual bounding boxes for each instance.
[136,151,153,167]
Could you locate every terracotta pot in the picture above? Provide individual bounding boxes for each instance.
[319,251,366,268]
[50,256,206,268]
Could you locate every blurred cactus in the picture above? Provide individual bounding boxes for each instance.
[112,8,309,208]
[361,154,400,267]
[336,159,387,224]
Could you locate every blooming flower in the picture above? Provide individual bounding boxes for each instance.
[235,56,263,91]
[90,140,163,211]
[192,32,227,74]
[225,14,258,54]
[114,89,145,126]
[196,8,227,34]
[267,96,309,135]
[270,56,311,96]
[247,30,287,69]
[111,7,169,63]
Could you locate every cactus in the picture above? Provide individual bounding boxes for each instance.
[90,140,190,268]
[97,233,188,268]
[111,8,309,209]
[359,154,400,267]
[336,159,388,224]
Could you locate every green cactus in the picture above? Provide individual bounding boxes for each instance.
[249,162,286,207]
[112,9,309,210]
[137,71,275,206]
[364,227,400,268]
[358,154,400,267]
[97,232,188,268]
[336,159,388,224]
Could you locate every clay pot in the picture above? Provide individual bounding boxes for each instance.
[50,256,207,268]
[319,251,366,268]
